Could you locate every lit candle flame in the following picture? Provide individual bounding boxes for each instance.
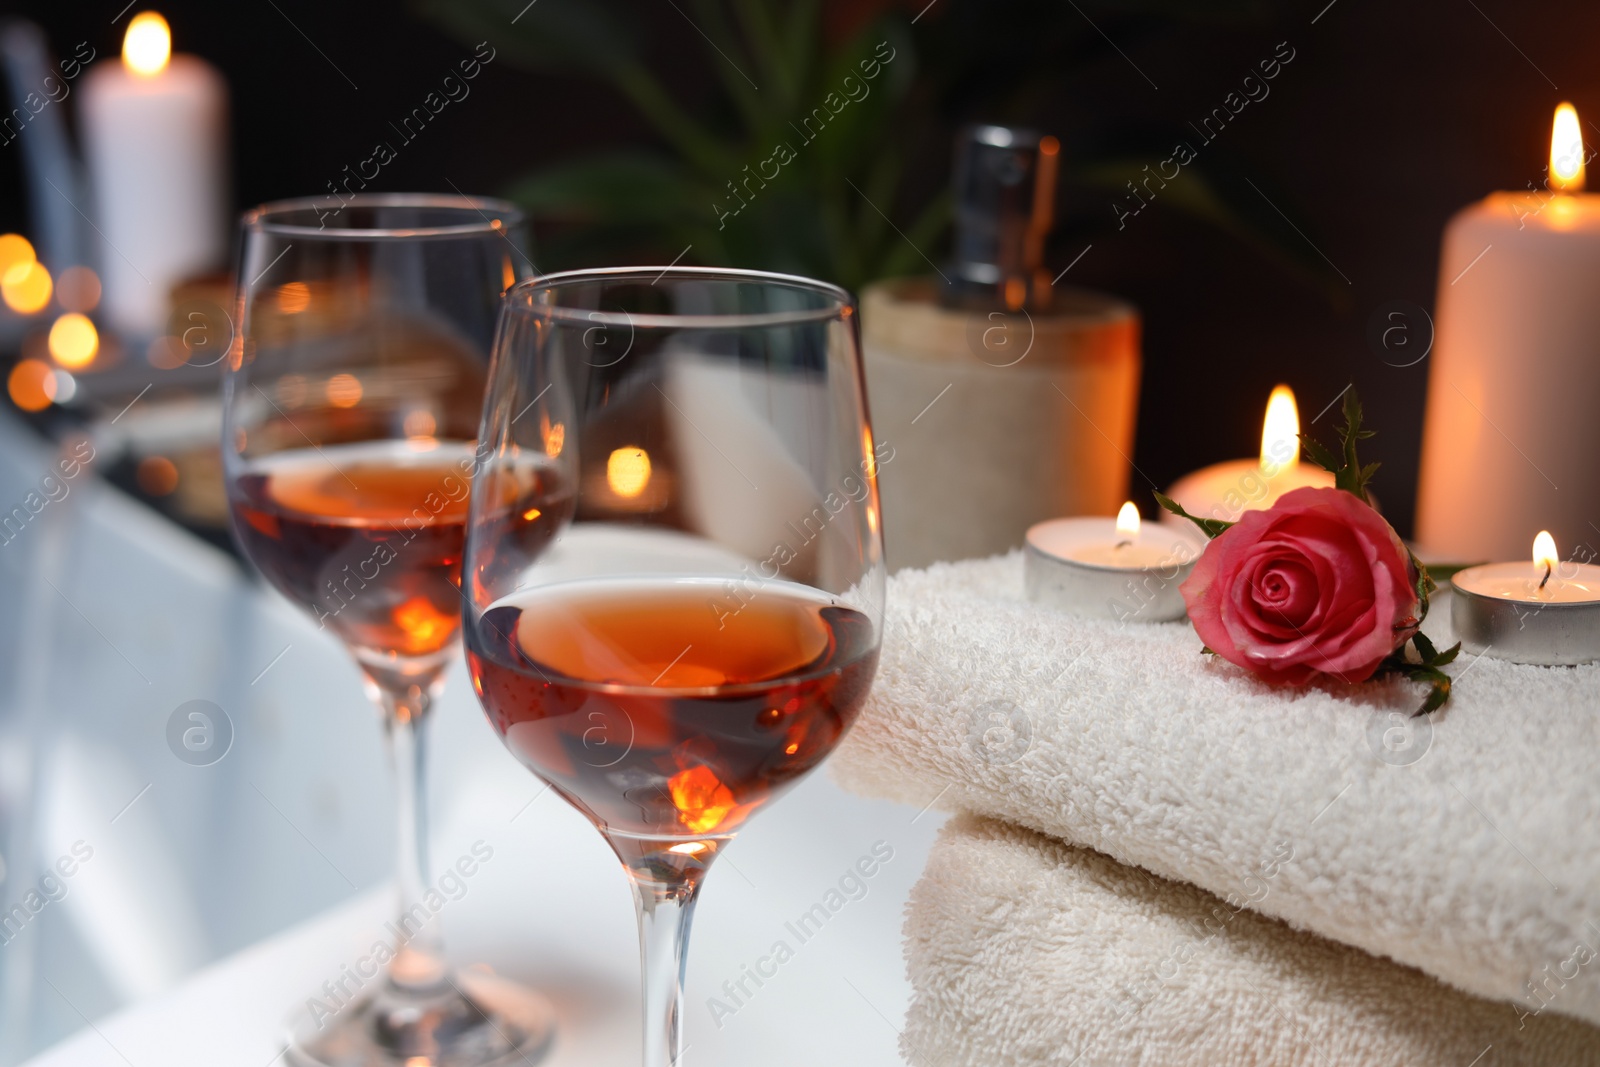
[1115,501,1141,540]
[1551,103,1586,193]
[1533,530,1559,571]
[1259,384,1300,474]
[123,12,171,77]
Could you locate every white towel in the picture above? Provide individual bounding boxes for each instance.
[906,815,1600,1066]
[832,553,1600,1026]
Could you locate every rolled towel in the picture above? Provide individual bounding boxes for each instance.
[832,552,1600,1026]
[906,815,1600,1066]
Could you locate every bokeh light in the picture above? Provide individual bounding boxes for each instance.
[402,409,437,438]
[0,234,35,278]
[277,281,310,314]
[606,446,652,499]
[136,455,180,495]
[146,335,187,370]
[3,261,53,314]
[7,359,57,412]
[56,267,101,313]
[326,373,362,408]
[48,313,99,369]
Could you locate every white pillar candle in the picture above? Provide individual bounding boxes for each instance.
[1417,103,1600,562]
[1164,385,1334,524]
[79,12,227,338]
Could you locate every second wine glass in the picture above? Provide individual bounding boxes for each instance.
[222,194,553,1067]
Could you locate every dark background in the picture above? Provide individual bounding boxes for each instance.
[5,0,1595,539]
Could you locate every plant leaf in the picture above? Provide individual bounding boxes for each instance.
[1299,434,1340,476]
[733,0,796,105]
[1375,647,1456,716]
[1300,387,1381,506]
[1334,391,1371,503]
[873,188,951,282]
[689,0,764,134]
[1152,491,1234,539]
[1408,548,1436,624]
[502,153,711,225]
[1415,668,1451,716]
[413,0,641,75]
[416,0,736,174]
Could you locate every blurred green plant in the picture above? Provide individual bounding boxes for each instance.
[415,0,939,291]
[417,0,1341,298]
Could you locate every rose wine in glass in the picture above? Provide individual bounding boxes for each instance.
[462,268,886,1066]
[466,578,877,842]
[232,441,569,659]
[222,195,561,1067]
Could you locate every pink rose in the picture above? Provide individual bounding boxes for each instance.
[1180,486,1419,686]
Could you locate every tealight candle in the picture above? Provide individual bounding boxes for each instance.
[1452,530,1600,665]
[1163,385,1335,525]
[1025,502,1207,623]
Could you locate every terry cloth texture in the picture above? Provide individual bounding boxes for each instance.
[832,552,1600,1026]
[904,815,1600,1066]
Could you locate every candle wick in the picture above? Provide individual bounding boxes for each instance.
[1539,561,1553,590]
[1114,539,1132,550]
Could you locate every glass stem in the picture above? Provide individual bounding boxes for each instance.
[377,680,446,990]
[630,870,703,1067]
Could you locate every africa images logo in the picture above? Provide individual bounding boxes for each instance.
[166,700,234,767]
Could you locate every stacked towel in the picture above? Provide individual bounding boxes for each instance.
[830,552,1600,1054]
[908,815,1599,1066]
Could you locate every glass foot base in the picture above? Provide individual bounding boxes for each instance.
[286,969,555,1067]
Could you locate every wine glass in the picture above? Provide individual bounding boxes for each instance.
[221,194,553,1067]
[461,267,886,1067]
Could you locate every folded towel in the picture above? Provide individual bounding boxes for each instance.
[906,815,1600,1066]
[832,552,1600,1026]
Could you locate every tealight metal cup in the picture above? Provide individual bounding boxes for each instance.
[1024,517,1205,624]
[1450,563,1600,666]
